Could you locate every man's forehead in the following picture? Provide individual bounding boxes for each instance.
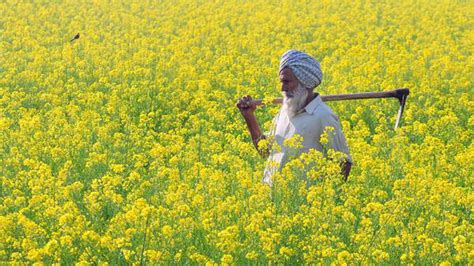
[279,67,296,80]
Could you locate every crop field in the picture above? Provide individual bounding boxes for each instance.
[0,0,472,264]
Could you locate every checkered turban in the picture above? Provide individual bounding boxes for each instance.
[279,49,323,89]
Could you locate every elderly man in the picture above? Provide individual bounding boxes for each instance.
[237,49,352,186]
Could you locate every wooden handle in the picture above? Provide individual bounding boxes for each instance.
[251,88,410,106]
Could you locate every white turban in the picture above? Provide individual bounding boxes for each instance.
[279,49,323,89]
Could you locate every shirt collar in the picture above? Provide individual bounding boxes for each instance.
[303,93,323,114]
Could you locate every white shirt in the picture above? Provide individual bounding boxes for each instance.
[263,94,352,185]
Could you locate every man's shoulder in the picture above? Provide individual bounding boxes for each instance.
[309,102,339,122]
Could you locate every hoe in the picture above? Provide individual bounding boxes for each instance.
[252,88,410,129]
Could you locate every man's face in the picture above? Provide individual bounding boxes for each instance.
[279,67,299,98]
[280,67,310,118]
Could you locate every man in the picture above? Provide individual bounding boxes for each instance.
[237,49,352,186]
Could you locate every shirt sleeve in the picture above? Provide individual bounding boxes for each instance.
[319,114,353,164]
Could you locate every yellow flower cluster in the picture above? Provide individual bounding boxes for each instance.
[0,0,472,264]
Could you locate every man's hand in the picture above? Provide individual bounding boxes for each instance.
[236,95,257,118]
[340,160,352,182]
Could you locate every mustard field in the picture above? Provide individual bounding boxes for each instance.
[0,0,472,264]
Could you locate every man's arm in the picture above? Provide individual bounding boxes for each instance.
[321,115,353,181]
[236,95,269,157]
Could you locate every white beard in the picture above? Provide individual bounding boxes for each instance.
[283,83,309,118]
